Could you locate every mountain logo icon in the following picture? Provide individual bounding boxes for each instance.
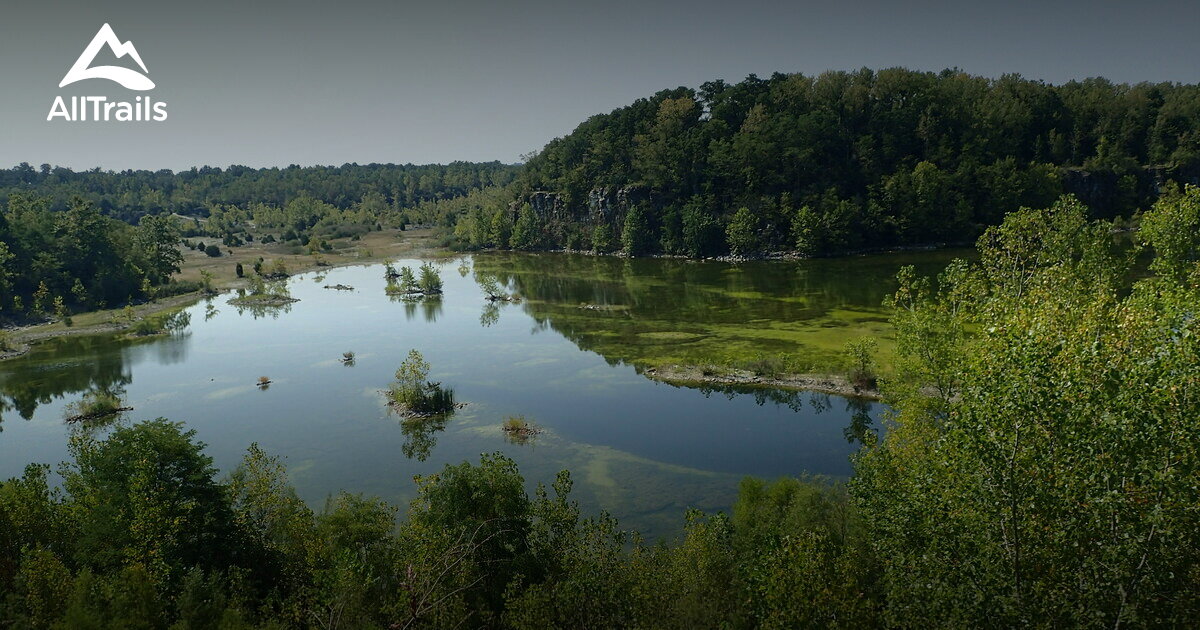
[59,23,155,91]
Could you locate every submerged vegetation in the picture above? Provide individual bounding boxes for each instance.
[500,415,541,444]
[1,189,1196,626]
[468,249,933,376]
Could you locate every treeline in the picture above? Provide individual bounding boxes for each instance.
[0,195,191,323]
[2,189,1198,627]
[0,161,517,321]
[452,68,1200,256]
[0,162,519,224]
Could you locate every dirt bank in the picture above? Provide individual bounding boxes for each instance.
[1,228,444,362]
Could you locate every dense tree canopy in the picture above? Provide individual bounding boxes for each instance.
[0,162,518,225]
[450,69,1200,257]
[0,194,199,319]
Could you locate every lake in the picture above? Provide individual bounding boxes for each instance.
[0,250,964,539]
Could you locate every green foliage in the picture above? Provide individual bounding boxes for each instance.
[489,207,513,248]
[1139,183,1200,282]
[659,204,685,254]
[13,548,73,627]
[63,419,242,589]
[134,214,183,284]
[32,282,51,316]
[591,221,615,253]
[681,196,723,257]
[510,203,540,250]
[389,349,455,415]
[502,69,1200,257]
[855,195,1200,626]
[398,265,416,293]
[52,295,68,324]
[0,241,14,310]
[198,269,214,293]
[842,336,878,389]
[0,162,518,225]
[410,452,530,620]
[418,262,443,295]
[726,206,759,256]
[64,387,125,420]
[3,193,1200,626]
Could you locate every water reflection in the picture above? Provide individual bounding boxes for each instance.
[395,297,443,322]
[398,413,450,461]
[470,250,965,371]
[479,302,500,327]
[64,384,131,428]
[674,381,881,441]
[0,312,194,427]
[230,280,296,320]
[0,252,944,539]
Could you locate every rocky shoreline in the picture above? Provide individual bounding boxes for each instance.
[643,364,883,401]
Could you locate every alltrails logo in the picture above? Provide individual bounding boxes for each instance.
[47,23,168,122]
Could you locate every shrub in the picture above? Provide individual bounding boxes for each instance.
[204,245,222,258]
[150,280,205,299]
[63,388,125,420]
[843,337,877,389]
[741,354,799,378]
[418,263,443,294]
[389,349,455,414]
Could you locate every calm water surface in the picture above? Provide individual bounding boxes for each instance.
[0,251,962,538]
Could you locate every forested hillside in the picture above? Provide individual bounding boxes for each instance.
[452,68,1200,256]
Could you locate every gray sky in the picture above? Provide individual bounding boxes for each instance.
[1,0,1197,171]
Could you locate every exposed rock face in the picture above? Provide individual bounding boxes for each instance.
[586,186,652,227]
[526,191,568,223]
[1146,165,1200,192]
[1062,168,1120,216]
[517,186,651,228]
[1061,165,1200,218]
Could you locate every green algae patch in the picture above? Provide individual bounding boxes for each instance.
[471,250,964,376]
[638,331,706,343]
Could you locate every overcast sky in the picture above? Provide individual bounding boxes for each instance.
[1,0,1197,171]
